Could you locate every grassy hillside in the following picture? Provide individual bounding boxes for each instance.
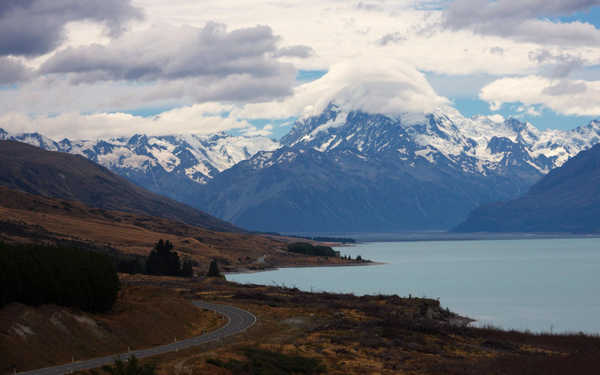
[0,186,355,272]
[0,140,237,232]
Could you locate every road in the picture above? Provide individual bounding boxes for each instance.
[16,301,256,375]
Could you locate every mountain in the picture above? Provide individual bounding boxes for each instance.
[0,131,280,205]
[454,144,600,233]
[0,140,238,232]
[196,104,600,232]
[3,104,600,233]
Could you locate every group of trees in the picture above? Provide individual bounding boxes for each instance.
[287,242,338,257]
[0,243,120,313]
[146,240,194,277]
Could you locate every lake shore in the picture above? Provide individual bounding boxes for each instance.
[225,259,385,275]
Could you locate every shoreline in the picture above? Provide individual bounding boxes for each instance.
[225,259,385,275]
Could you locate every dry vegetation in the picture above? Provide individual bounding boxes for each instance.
[29,275,594,375]
[0,187,357,273]
[0,284,221,374]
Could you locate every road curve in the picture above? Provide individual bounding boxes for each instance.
[16,301,256,375]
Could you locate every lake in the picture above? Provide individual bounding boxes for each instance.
[227,238,600,334]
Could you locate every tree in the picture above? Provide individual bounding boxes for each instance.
[181,258,194,277]
[207,259,221,277]
[146,240,181,276]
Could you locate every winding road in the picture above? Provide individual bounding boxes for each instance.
[16,301,256,375]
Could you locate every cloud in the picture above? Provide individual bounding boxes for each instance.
[480,76,600,116]
[40,23,299,84]
[0,0,143,56]
[528,49,585,78]
[273,45,314,58]
[443,0,600,46]
[0,103,251,140]
[0,57,31,84]
[234,58,450,119]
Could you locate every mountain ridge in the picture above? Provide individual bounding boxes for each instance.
[0,140,238,232]
[454,143,600,233]
[196,105,600,232]
[3,105,600,232]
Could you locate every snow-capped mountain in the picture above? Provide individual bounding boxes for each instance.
[3,103,600,233]
[0,130,280,205]
[197,104,600,232]
[283,103,600,176]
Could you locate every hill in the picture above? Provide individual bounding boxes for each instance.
[454,144,600,233]
[0,140,237,232]
[0,186,353,271]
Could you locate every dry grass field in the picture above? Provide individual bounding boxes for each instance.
[0,187,357,273]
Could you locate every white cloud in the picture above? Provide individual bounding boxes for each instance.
[0,103,250,139]
[233,58,450,120]
[480,76,600,116]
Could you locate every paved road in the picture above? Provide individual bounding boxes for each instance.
[16,301,256,375]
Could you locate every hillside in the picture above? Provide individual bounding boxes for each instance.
[0,140,237,232]
[455,144,600,233]
[0,130,280,205]
[0,186,353,271]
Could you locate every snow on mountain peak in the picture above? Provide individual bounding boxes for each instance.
[283,104,600,177]
[2,130,281,185]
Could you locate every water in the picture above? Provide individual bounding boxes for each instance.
[227,238,600,334]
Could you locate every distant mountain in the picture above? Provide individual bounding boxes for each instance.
[196,104,600,232]
[3,104,600,233]
[0,131,280,205]
[0,140,238,232]
[454,144,600,233]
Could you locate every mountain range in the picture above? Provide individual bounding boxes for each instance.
[3,104,600,232]
[455,143,600,233]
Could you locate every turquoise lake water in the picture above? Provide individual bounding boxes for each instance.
[227,238,600,334]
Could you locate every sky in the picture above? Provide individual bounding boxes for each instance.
[1,0,600,140]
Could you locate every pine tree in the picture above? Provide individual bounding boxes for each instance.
[181,258,194,277]
[207,259,221,277]
[146,240,181,276]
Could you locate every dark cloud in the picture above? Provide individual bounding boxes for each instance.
[0,57,31,84]
[273,45,314,58]
[529,49,585,78]
[376,32,407,46]
[542,80,587,96]
[443,0,600,46]
[40,23,302,84]
[0,0,143,56]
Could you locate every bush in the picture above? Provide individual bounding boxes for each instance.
[287,242,337,257]
[100,356,155,375]
[207,348,326,374]
[0,242,120,313]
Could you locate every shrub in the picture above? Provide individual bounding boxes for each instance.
[207,348,326,374]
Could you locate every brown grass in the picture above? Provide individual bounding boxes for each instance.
[0,284,221,373]
[0,187,357,273]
